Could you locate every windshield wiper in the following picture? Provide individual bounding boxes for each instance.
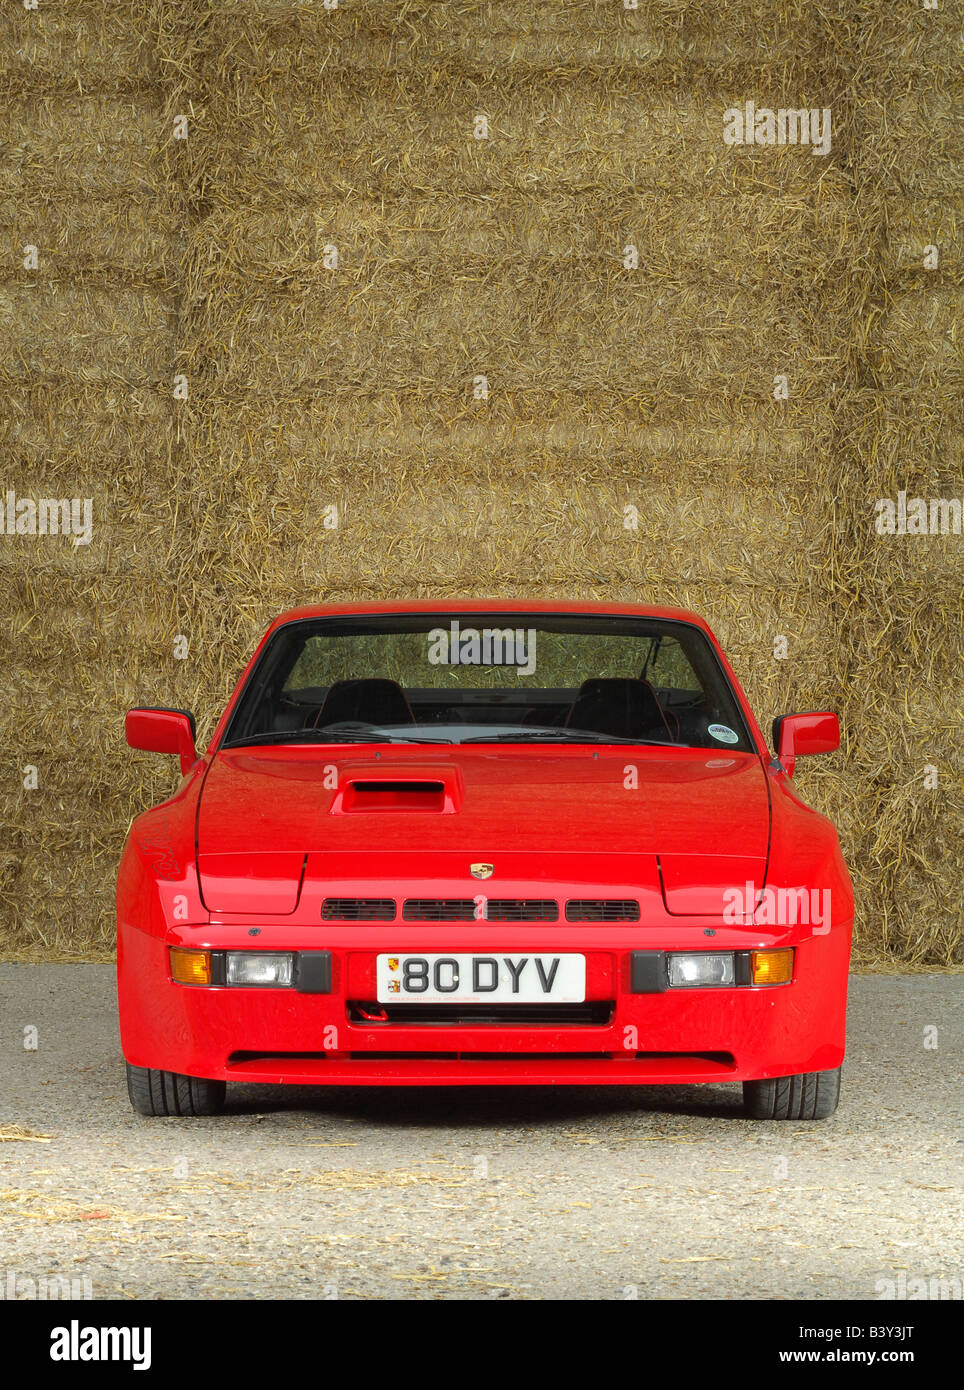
[223,729,452,748]
[463,729,677,746]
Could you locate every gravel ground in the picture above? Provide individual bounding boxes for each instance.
[0,965,960,1301]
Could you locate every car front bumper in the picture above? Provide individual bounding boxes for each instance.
[118,919,852,1086]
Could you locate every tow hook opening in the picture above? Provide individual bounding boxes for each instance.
[353,1002,390,1022]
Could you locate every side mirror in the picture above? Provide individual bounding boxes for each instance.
[126,708,197,776]
[772,711,840,778]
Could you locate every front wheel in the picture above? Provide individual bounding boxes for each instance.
[126,1063,225,1117]
[743,1066,841,1120]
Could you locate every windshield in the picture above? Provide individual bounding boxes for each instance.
[221,612,753,751]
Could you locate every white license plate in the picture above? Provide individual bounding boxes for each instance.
[376,953,586,1004]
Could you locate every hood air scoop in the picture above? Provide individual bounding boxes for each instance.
[330,766,463,814]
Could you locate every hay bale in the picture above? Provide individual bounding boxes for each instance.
[0,0,958,963]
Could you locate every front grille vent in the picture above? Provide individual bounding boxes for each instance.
[322,897,637,923]
[322,897,396,921]
[565,899,640,921]
[483,899,558,921]
[402,898,559,921]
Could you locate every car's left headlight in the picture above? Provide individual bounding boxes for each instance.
[224,952,294,987]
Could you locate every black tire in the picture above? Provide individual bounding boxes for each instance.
[126,1062,225,1117]
[743,1066,841,1120]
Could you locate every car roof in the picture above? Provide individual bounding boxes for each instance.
[266,599,713,636]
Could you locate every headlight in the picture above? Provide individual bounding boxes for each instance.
[667,952,735,987]
[224,952,294,987]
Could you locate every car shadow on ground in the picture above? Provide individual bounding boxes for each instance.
[222,1083,746,1125]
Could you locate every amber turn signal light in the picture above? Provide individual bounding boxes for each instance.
[170,947,212,986]
[750,948,794,985]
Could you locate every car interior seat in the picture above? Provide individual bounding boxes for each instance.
[313,678,416,729]
[564,677,676,742]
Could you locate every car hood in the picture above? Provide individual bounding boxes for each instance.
[196,747,770,914]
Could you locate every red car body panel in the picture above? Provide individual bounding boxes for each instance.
[117,601,854,1088]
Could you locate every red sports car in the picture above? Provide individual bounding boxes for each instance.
[117,601,853,1120]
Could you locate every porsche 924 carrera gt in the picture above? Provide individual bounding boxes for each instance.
[117,602,853,1119]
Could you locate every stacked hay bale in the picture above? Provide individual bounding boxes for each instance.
[827,6,962,964]
[1,1,181,955]
[0,1,958,962]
